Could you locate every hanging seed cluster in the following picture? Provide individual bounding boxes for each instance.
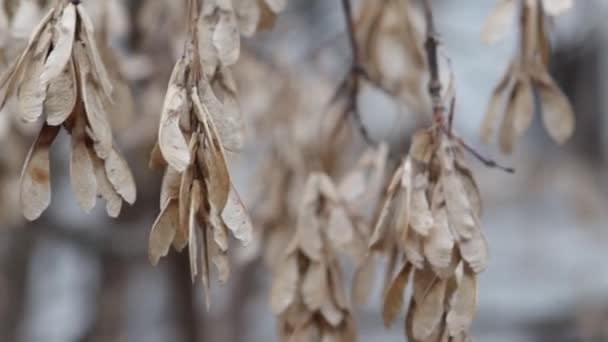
[369,129,485,341]
[270,173,361,342]
[0,0,135,220]
[481,0,575,153]
[356,0,426,112]
[147,0,271,306]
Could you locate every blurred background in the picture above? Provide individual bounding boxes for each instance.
[1,0,608,341]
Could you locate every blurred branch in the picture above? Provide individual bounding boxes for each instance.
[421,0,514,173]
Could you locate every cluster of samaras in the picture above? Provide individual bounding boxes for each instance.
[369,129,484,342]
[146,0,290,305]
[147,50,253,307]
[0,0,135,220]
[482,0,575,153]
[356,0,427,113]
[270,152,388,342]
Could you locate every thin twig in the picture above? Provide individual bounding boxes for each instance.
[421,0,514,173]
[331,0,376,146]
[421,0,444,124]
[341,0,359,66]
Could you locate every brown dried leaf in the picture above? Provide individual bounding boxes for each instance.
[454,162,482,217]
[90,151,122,218]
[327,205,354,249]
[412,278,447,340]
[18,25,52,122]
[328,257,349,310]
[188,180,202,280]
[75,42,113,158]
[76,4,113,98]
[149,143,167,170]
[211,211,229,253]
[409,130,434,163]
[198,80,244,152]
[270,253,299,315]
[404,230,425,269]
[149,199,178,266]
[44,60,76,126]
[0,8,54,108]
[221,185,253,245]
[40,3,76,86]
[481,64,512,144]
[208,227,231,284]
[301,261,329,312]
[20,124,59,221]
[179,144,194,242]
[424,207,455,273]
[446,267,478,336]
[159,80,190,172]
[459,228,489,274]
[197,99,231,212]
[410,181,433,237]
[442,174,476,240]
[104,148,136,205]
[70,116,97,213]
[321,298,344,327]
[160,167,181,209]
[534,71,575,144]
[382,262,412,327]
[512,77,535,138]
[352,255,376,306]
[369,172,400,249]
[213,10,240,66]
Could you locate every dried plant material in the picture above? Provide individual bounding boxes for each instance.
[147,0,256,304]
[18,25,51,122]
[446,266,478,337]
[382,262,412,327]
[44,61,77,125]
[20,124,58,221]
[535,70,575,144]
[482,0,573,45]
[270,252,299,315]
[481,0,575,152]
[271,173,357,341]
[222,185,253,244]
[149,199,179,266]
[158,61,190,172]
[198,0,286,69]
[372,129,486,340]
[0,0,136,219]
[90,152,123,218]
[40,3,76,85]
[104,148,137,205]
[70,115,97,212]
[356,0,426,113]
[412,276,447,340]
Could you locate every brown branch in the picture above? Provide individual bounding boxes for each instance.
[422,0,514,173]
[421,0,444,124]
[330,0,376,146]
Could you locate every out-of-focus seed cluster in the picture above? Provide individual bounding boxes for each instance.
[370,130,485,341]
[0,0,136,220]
[481,0,575,153]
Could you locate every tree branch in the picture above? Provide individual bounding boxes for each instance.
[332,0,376,146]
[422,0,514,173]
